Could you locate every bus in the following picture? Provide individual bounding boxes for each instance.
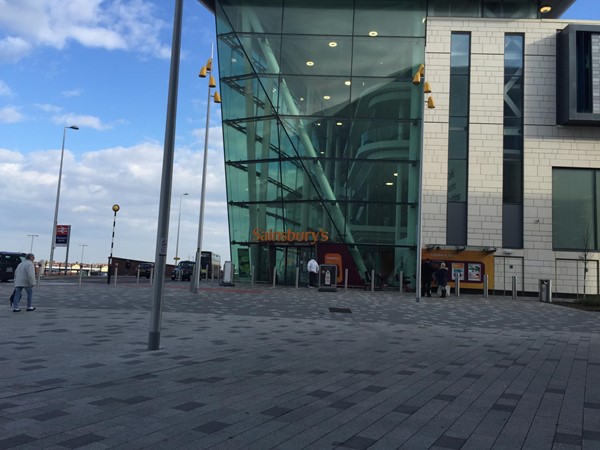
[200,251,221,280]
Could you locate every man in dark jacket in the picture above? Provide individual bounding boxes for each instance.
[421,259,433,297]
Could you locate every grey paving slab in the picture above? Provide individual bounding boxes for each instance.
[0,279,599,449]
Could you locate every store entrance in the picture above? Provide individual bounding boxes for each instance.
[269,245,315,286]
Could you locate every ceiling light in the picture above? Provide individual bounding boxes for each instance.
[323,95,331,100]
[306,61,314,66]
[368,31,378,37]
[336,122,343,126]
[393,172,398,177]
[300,97,304,101]
[344,80,351,86]
[329,41,337,47]
[386,182,394,186]
[540,5,552,13]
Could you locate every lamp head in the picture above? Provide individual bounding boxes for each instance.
[412,71,421,85]
[209,75,217,88]
[427,96,435,109]
[67,125,79,130]
[206,58,213,71]
[213,91,222,104]
[418,64,425,76]
[423,81,432,94]
[199,66,207,78]
[112,204,120,213]
[540,5,551,13]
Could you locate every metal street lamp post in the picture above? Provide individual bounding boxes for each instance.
[27,234,39,253]
[174,193,189,265]
[49,125,78,274]
[191,50,221,294]
[107,204,120,284]
[148,0,183,351]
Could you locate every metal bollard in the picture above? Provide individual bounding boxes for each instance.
[78,267,83,288]
[483,274,488,298]
[251,265,255,286]
[455,274,460,297]
[399,271,403,297]
[512,276,517,299]
[344,268,348,291]
[371,269,375,292]
[295,267,299,289]
[113,266,118,286]
[136,268,140,284]
[272,266,277,287]
[150,268,154,285]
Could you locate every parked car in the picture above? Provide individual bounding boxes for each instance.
[138,262,154,279]
[0,251,26,282]
[171,260,195,281]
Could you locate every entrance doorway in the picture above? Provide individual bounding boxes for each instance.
[269,245,315,286]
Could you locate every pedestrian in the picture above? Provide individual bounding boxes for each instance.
[307,257,319,288]
[421,258,433,297]
[12,253,37,312]
[436,262,448,298]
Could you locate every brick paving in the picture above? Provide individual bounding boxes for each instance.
[0,278,599,449]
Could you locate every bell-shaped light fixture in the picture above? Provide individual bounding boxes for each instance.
[209,75,216,88]
[412,71,421,85]
[213,91,222,104]
[427,96,435,109]
[206,58,213,71]
[418,63,425,76]
[199,66,207,78]
[423,81,432,94]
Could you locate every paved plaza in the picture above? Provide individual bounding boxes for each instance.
[1,278,599,449]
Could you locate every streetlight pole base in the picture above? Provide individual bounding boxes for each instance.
[148,332,161,351]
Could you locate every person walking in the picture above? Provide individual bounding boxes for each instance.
[307,258,319,288]
[421,259,433,297]
[436,262,449,298]
[13,253,37,312]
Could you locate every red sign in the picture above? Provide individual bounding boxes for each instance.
[55,224,71,247]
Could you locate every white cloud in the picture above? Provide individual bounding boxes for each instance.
[52,113,110,130]
[0,36,32,63]
[0,140,230,265]
[62,88,82,98]
[0,80,12,96]
[0,0,170,62]
[0,106,25,123]
[34,103,63,113]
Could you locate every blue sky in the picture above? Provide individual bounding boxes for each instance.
[0,0,227,265]
[0,0,599,266]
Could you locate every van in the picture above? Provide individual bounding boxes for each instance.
[0,252,26,282]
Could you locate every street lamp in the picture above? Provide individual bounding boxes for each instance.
[412,64,435,303]
[191,50,221,293]
[107,204,120,284]
[49,125,78,274]
[27,234,39,253]
[174,193,189,265]
[79,243,88,271]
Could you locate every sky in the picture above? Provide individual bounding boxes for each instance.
[0,0,599,267]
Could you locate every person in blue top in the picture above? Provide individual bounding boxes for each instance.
[435,262,449,298]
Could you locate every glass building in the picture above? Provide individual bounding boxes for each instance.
[199,0,574,287]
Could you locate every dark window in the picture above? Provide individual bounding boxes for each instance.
[502,33,524,248]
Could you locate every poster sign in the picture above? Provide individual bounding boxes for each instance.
[55,225,71,247]
[451,262,464,281]
[468,263,482,282]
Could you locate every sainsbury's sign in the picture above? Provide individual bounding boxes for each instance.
[252,228,329,245]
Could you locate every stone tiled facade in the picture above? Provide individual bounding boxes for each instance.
[423,18,600,295]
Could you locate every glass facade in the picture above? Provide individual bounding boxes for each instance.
[216,0,426,285]
[553,168,599,251]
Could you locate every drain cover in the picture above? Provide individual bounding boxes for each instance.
[329,307,352,313]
